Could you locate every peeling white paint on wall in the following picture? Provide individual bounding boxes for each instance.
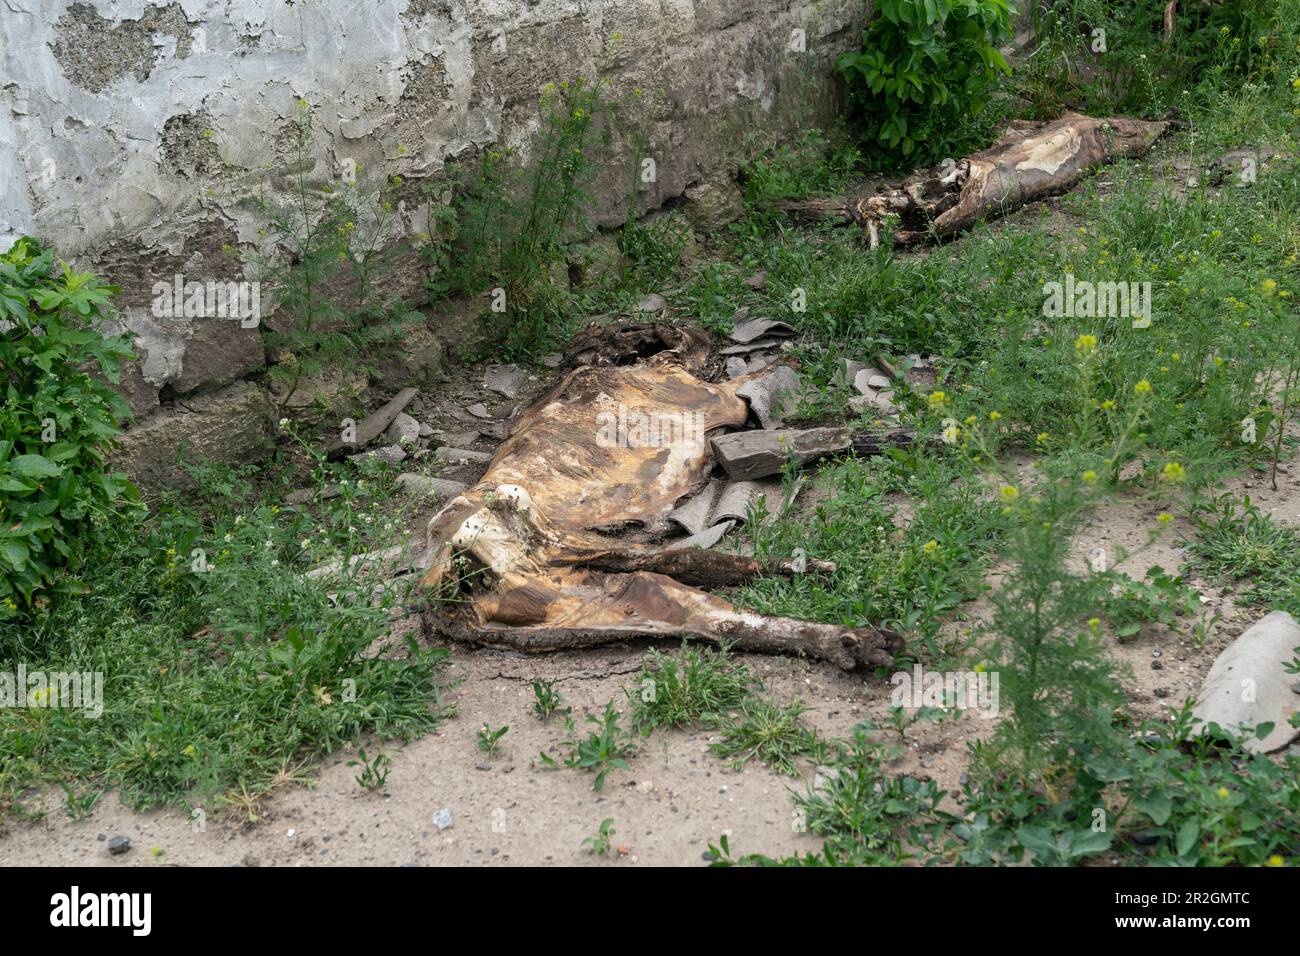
[0,0,868,480]
[4,1,863,252]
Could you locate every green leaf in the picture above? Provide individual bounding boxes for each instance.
[1015,825,1058,859]
[0,540,30,571]
[10,454,62,479]
[1175,820,1200,858]
[45,442,82,462]
[1071,828,1114,856]
[1135,794,1172,825]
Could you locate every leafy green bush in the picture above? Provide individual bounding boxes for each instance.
[250,101,423,414]
[931,705,1300,866]
[421,76,628,357]
[1015,0,1298,129]
[0,237,135,609]
[0,468,449,816]
[836,0,1013,161]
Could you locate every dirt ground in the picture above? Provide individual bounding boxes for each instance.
[3,458,1295,867]
[3,144,1298,866]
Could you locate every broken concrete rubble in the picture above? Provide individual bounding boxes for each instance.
[734,364,800,428]
[729,318,796,344]
[483,364,527,400]
[385,412,422,446]
[395,474,467,503]
[327,387,417,460]
[1189,610,1300,753]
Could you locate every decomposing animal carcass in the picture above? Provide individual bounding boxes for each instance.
[419,324,902,670]
[783,113,1169,247]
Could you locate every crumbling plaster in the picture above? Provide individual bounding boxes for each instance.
[1,0,867,480]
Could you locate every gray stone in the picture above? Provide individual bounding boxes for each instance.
[730,318,796,344]
[683,178,746,232]
[107,835,131,855]
[483,364,526,400]
[349,444,408,466]
[434,447,492,465]
[432,808,454,831]
[111,380,271,490]
[170,319,265,395]
[394,473,466,501]
[327,387,418,458]
[385,411,422,446]
[1190,610,1300,753]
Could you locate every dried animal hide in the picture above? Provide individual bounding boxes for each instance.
[419,325,900,670]
[784,113,1169,247]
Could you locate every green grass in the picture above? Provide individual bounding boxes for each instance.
[735,456,1003,661]
[709,697,828,777]
[1186,492,1300,614]
[0,458,450,821]
[629,642,754,732]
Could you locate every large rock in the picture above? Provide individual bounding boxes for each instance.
[117,309,264,397]
[1190,610,1300,753]
[110,380,272,490]
[369,322,447,390]
[683,177,747,233]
